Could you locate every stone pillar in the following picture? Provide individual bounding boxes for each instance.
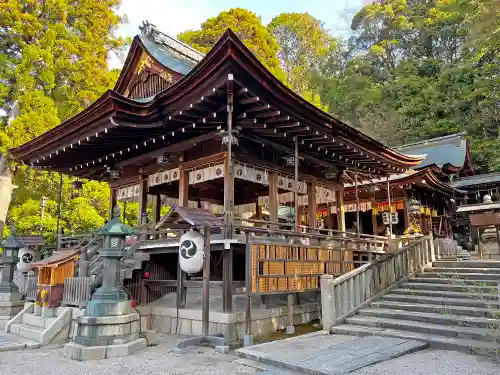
[65,205,154,361]
[0,226,24,329]
[320,274,336,331]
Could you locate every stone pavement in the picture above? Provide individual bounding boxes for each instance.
[236,332,429,375]
[0,332,40,352]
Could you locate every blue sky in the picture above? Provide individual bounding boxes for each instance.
[116,0,365,41]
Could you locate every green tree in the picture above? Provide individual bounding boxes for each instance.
[0,0,125,240]
[178,8,285,82]
[312,0,499,169]
[268,13,331,94]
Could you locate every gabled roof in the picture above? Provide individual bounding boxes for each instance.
[451,172,500,189]
[394,133,472,174]
[114,21,203,95]
[9,29,422,180]
[344,168,462,198]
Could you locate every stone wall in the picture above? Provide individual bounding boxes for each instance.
[137,302,320,343]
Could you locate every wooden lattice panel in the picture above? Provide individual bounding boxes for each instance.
[251,243,355,294]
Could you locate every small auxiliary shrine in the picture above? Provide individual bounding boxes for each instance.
[31,250,79,313]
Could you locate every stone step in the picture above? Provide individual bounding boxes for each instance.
[330,324,500,355]
[382,293,499,308]
[370,301,499,319]
[21,313,57,329]
[358,307,500,329]
[433,261,500,269]
[426,267,500,274]
[390,288,499,300]
[418,272,500,281]
[9,323,44,343]
[344,315,499,342]
[411,276,498,285]
[400,282,497,293]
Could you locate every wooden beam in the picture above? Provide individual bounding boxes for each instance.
[269,171,279,228]
[239,96,260,105]
[308,180,317,229]
[243,133,338,169]
[116,132,219,168]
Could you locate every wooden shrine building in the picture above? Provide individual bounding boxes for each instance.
[10,24,421,234]
[337,134,471,237]
[9,24,424,325]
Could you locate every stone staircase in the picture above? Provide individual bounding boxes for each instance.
[331,260,500,355]
[6,303,73,346]
[5,236,150,348]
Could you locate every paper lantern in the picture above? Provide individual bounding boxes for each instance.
[178,230,206,274]
[17,247,39,273]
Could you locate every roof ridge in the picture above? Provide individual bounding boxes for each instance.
[394,132,466,150]
[139,20,204,64]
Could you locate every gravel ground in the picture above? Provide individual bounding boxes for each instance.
[0,334,256,375]
[351,349,499,375]
[1,334,498,375]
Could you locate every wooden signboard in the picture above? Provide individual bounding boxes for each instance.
[469,212,500,227]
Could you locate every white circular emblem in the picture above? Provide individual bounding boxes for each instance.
[178,230,205,274]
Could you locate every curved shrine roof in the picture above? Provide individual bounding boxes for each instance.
[10,29,423,180]
[394,133,472,174]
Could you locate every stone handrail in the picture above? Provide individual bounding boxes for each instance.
[320,236,434,330]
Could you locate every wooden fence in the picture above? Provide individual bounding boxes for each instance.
[320,236,433,330]
[25,273,37,301]
[62,277,92,308]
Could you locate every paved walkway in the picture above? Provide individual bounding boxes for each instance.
[0,332,40,352]
[236,332,429,375]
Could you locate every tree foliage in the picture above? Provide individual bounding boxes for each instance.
[178,8,285,82]
[311,0,499,169]
[0,0,125,240]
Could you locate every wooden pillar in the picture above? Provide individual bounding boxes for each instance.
[138,178,148,225]
[403,195,410,229]
[268,171,279,227]
[336,190,345,233]
[224,158,234,239]
[308,180,317,230]
[178,168,189,207]
[291,138,299,232]
[153,193,161,225]
[108,187,117,220]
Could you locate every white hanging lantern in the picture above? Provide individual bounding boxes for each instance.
[178,230,206,274]
[17,247,39,273]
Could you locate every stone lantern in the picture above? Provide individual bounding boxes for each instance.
[87,204,135,313]
[0,224,24,294]
[0,224,25,327]
[65,205,153,361]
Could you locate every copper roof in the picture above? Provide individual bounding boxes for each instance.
[31,249,78,268]
[10,29,423,180]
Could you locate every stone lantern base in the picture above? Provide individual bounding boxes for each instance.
[0,292,24,330]
[64,301,156,361]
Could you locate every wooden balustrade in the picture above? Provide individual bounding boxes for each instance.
[320,236,434,330]
[25,272,38,301]
[62,277,92,308]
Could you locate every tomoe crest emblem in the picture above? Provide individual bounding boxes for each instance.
[180,239,197,259]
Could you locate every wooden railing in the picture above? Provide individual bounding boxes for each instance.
[25,272,38,301]
[62,277,92,308]
[433,237,458,259]
[320,236,434,330]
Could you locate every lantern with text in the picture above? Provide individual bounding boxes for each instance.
[179,230,205,274]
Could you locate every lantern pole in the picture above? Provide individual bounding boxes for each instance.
[202,224,210,336]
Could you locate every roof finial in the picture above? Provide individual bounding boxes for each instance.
[139,20,157,36]
[112,204,121,220]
